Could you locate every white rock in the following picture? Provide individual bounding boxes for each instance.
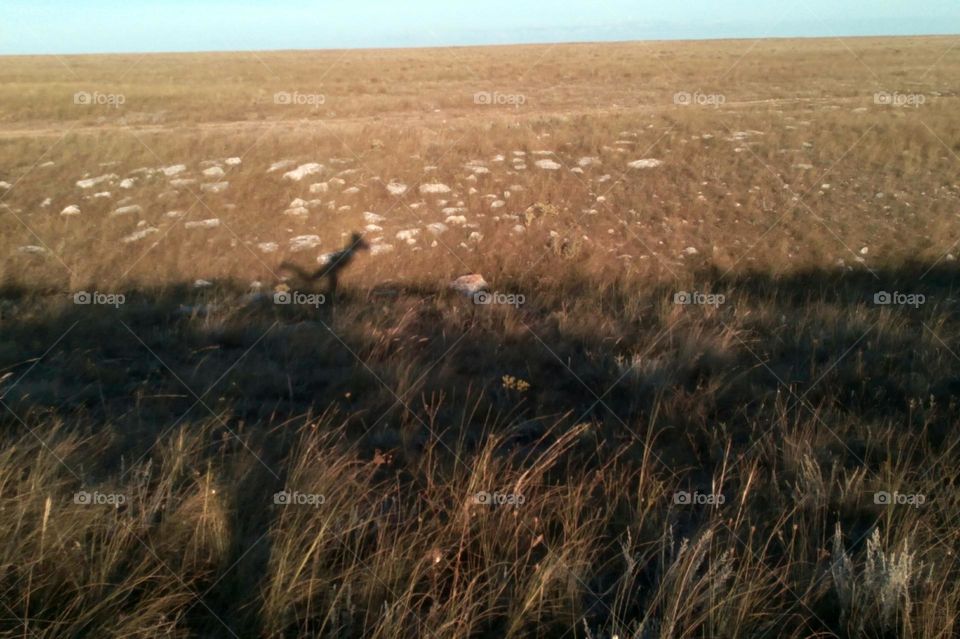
[364,224,383,232]
[112,204,142,217]
[60,204,81,216]
[363,211,386,224]
[203,166,225,178]
[449,273,488,296]
[93,191,111,199]
[490,200,505,209]
[257,242,278,253]
[17,245,47,255]
[420,183,452,194]
[427,222,448,235]
[224,157,242,166]
[184,218,220,229]
[342,186,360,195]
[309,182,329,193]
[0,181,12,190]
[119,178,136,189]
[165,210,184,218]
[683,246,698,255]
[283,206,309,217]
[268,159,295,173]
[122,227,159,243]
[370,243,394,256]
[289,235,321,251]
[396,229,420,241]
[535,159,562,170]
[282,163,323,181]
[193,279,213,288]
[386,182,408,195]
[627,159,663,169]
[40,198,52,207]
[162,164,187,176]
[578,156,601,167]
[76,174,117,189]
[445,215,467,225]
[169,179,196,188]
[200,181,229,193]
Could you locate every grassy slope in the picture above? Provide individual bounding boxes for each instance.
[0,37,959,638]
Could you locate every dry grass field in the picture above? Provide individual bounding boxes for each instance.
[1,36,959,638]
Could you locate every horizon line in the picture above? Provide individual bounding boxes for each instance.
[3,31,958,59]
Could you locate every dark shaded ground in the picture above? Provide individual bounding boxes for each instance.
[1,262,959,637]
[2,263,959,470]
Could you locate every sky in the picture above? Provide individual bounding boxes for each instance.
[2,0,958,55]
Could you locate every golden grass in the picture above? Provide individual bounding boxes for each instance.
[0,36,959,637]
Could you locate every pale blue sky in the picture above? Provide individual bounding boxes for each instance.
[3,0,958,55]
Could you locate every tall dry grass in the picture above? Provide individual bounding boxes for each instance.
[0,36,959,637]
